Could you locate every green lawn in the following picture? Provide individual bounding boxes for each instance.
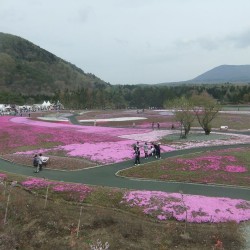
[119,147,250,187]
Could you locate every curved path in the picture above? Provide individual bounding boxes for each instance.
[0,143,249,201]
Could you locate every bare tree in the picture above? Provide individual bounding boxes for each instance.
[192,93,221,135]
[165,97,195,138]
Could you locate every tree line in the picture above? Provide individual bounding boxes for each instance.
[0,83,250,109]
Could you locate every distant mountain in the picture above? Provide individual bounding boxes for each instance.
[0,32,109,96]
[157,65,250,86]
[190,65,250,83]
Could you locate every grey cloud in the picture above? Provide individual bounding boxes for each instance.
[175,38,220,51]
[226,29,250,48]
[77,7,92,23]
[114,38,129,46]
[175,28,250,52]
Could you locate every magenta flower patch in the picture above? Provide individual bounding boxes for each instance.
[52,183,92,201]
[21,178,51,189]
[177,155,247,173]
[0,173,7,180]
[21,177,92,201]
[225,165,247,173]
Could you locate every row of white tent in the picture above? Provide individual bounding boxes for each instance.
[0,101,56,112]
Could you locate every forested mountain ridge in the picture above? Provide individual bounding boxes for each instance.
[0,32,109,96]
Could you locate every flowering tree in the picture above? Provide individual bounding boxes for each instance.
[192,93,221,135]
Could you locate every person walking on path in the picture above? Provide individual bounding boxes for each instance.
[157,122,160,129]
[149,145,155,157]
[133,141,140,151]
[38,153,43,171]
[154,143,161,159]
[33,154,39,173]
[143,142,149,159]
[134,147,141,165]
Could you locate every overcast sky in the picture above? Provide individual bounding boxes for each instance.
[1,0,250,85]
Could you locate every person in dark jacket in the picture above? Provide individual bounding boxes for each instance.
[134,146,141,165]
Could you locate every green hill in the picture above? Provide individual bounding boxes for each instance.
[0,32,109,96]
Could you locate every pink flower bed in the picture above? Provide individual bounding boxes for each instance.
[176,155,247,173]
[123,191,250,223]
[21,177,51,188]
[0,173,7,180]
[57,141,135,163]
[5,117,174,164]
[21,178,92,201]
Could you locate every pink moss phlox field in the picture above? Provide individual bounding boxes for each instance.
[21,178,92,201]
[57,140,136,163]
[7,117,174,164]
[0,173,7,180]
[176,155,247,173]
[122,191,250,223]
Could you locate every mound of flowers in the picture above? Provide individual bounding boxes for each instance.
[122,190,250,223]
[21,178,92,202]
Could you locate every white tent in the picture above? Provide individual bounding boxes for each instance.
[0,104,5,111]
[42,101,51,107]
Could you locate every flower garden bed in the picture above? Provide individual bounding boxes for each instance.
[119,147,250,187]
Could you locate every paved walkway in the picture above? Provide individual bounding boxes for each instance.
[0,143,249,201]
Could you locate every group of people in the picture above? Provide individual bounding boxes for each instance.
[152,122,160,130]
[33,153,49,173]
[133,141,161,165]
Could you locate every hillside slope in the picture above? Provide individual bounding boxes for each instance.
[0,32,109,96]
